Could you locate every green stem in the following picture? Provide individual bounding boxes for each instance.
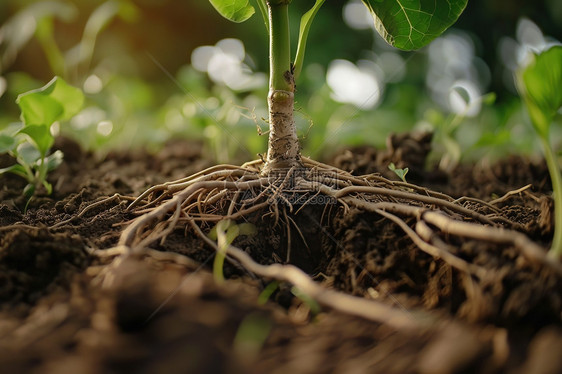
[268,1,292,92]
[541,137,562,259]
[213,244,226,284]
[15,154,36,183]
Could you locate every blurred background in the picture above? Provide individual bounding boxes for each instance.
[1,0,561,168]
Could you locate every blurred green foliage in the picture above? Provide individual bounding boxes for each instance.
[0,76,83,197]
[0,0,560,167]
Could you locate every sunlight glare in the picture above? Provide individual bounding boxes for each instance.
[84,74,103,94]
[97,120,113,136]
[343,0,373,30]
[327,59,381,109]
[449,81,481,117]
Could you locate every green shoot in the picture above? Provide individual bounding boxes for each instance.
[516,45,562,260]
[208,219,257,283]
[257,281,280,305]
[233,312,272,361]
[291,286,321,316]
[292,0,325,80]
[388,162,409,183]
[0,76,84,198]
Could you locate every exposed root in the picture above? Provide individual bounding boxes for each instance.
[51,193,129,229]
[188,218,429,332]
[10,157,556,330]
[114,158,561,279]
[488,184,533,205]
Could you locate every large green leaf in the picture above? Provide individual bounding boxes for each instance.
[361,0,468,50]
[517,46,562,138]
[18,94,63,128]
[208,0,255,23]
[16,76,84,126]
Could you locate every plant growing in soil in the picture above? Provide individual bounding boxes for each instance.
[208,219,257,283]
[388,162,409,183]
[103,0,562,330]
[516,45,562,260]
[0,76,84,198]
[208,0,468,173]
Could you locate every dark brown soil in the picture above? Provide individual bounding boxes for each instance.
[1,134,561,374]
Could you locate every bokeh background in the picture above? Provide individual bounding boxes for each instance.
[1,0,561,168]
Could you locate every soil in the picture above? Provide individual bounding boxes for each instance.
[1,134,561,374]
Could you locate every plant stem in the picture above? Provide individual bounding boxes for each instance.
[268,1,292,94]
[541,137,562,260]
[263,0,301,174]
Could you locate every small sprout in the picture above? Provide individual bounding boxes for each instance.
[258,281,280,305]
[0,76,84,199]
[291,286,321,316]
[208,219,257,283]
[388,162,409,183]
[233,312,272,361]
[516,45,562,260]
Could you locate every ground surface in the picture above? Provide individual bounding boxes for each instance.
[0,135,561,374]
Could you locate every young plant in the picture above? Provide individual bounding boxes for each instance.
[0,76,84,197]
[388,162,409,183]
[207,0,467,173]
[208,219,257,283]
[516,45,562,260]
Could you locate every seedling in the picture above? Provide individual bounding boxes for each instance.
[516,45,562,260]
[0,76,84,198]
[388,162,409,183]
[208,219,257,283]
[257,281,280,304]
[207,0,467,173]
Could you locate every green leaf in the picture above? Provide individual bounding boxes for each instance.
[238,223,257,236]
[517,46,562,138]
[17,94,63,127]
[0,164,29,179]
[252,0,269,31]
[16,142,41,165]
[293,0,325,80]
[388,162,409,182]
[208,0,255,23]
[16,76,84,126]
[19,125,54,156]
[45,150,64,172]
[42,180,53,195]
[482,92,496,106]
[1,122,24,136]
[361,0,468,50]
[291,286,321,315]
[0,134,17,153]
[23,183,35,198]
